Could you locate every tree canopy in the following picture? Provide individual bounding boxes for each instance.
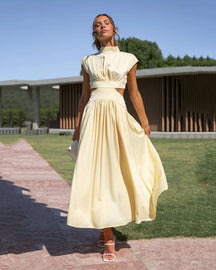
[119,37,216,69]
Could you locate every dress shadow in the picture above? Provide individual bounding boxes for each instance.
[0,176,130,257]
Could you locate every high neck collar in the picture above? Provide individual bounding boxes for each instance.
[99,46,120,54]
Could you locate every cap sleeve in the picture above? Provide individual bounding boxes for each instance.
[81,56,89,74]
[127,54,138,73]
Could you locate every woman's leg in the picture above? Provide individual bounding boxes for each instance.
[102,227,116,261]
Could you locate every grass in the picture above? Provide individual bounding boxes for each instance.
[1,134,216,239]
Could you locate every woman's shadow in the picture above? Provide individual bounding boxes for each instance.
[0,176,129,257]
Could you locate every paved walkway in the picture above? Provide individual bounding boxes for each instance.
[0,139,215,270]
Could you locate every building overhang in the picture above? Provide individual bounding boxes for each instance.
[1,66,216,88]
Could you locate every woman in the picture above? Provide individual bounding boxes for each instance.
[67,14,168,262]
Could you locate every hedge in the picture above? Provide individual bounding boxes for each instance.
[1,104,59,127]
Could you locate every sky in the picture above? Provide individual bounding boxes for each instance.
[1,0,216,80]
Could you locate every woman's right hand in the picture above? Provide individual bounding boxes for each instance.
[72,129,80,141]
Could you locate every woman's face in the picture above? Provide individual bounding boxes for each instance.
[93,15,116,44]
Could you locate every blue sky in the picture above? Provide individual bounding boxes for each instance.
[1,0,215,80]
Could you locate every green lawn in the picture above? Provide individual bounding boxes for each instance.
[1,134,216,239]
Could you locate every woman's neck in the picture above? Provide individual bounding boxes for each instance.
[99,38,115,48]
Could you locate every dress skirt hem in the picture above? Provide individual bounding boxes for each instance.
[67,216,159,230]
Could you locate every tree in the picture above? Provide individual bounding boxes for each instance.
[203,56,216,66]
[119,37,163,69]
[183,54,193,66]
[176,56,184,66]
[199,56,206,66]
[192,56,198,66]
[166,55,177,67]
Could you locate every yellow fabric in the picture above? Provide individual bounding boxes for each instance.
[81,46,138,89]
[67,87,168,229]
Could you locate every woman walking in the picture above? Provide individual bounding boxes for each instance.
[67,14,168,262]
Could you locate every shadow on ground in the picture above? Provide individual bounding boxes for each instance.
[0,177,130,257]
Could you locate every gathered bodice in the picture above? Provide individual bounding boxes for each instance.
[81,46,138,89]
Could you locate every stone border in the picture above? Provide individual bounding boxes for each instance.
[49,129,216,139]
[150,131,216,139]
[0,127,20,135]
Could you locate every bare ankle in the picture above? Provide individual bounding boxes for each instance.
[103,228,114,241]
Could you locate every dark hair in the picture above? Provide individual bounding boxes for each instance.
[92,14,120,51]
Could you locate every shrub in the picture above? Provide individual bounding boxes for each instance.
[1,109,26,127]
[40,104,59,127]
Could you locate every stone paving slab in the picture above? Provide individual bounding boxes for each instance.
[0,139,216,270]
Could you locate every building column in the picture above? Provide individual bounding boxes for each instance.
[213,113,216,132]
[33,86,40,129]
[161,77,165,131]
[0,87,2,127]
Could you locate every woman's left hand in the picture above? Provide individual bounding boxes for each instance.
[72,128,80,141]
[142,123,151,138]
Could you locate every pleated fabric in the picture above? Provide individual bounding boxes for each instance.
[67,88,168,229]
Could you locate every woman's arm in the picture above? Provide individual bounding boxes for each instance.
[127,64,151,137]
[72,66,91,141]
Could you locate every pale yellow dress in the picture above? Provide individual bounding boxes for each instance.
[67,46,168,229]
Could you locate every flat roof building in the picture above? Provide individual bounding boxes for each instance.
[1,66,216,132]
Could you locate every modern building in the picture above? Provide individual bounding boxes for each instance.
[0,66,216,132]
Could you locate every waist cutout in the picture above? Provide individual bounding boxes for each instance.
[88,88,126,107]
[90,80,126,89]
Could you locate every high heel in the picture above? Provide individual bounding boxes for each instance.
[97,229,105,248]
[97,240,105,248]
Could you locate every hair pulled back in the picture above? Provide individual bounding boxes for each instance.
[92,14,120,51]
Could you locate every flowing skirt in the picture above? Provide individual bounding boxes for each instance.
[67,88,168,229]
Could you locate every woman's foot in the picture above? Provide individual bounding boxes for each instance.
[97,229,105,248]
[102,228,116,262]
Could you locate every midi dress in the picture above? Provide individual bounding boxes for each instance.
[67,46,168,229]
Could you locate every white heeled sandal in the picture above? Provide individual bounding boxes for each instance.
[102,238,116,262]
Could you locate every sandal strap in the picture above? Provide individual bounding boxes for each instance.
[102,253,116,262]
[103,253,116,257]
[104,236,115,246]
